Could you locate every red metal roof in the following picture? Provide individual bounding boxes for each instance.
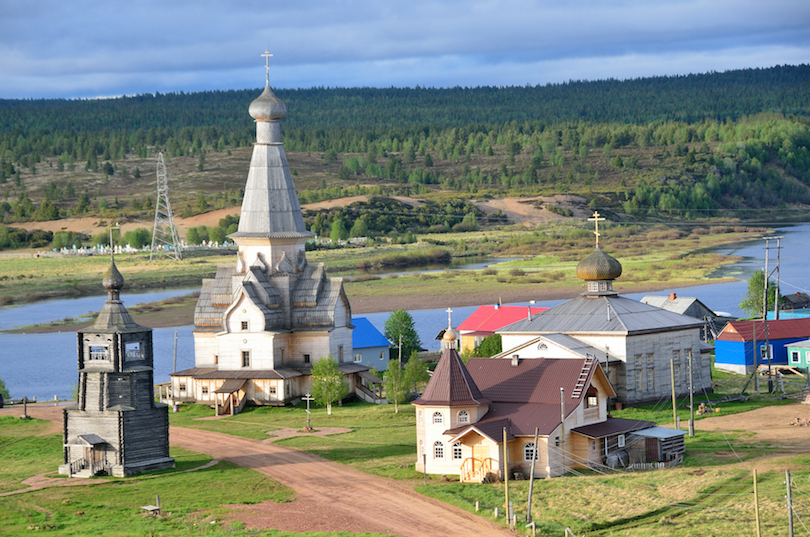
[716,318,810,342]
[466,358,590,406]
[457,305,548,333]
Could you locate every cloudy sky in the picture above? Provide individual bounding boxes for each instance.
[1,0,808,99]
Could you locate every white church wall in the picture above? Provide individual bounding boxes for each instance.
[193,332,218,366]
[624,328,704,401]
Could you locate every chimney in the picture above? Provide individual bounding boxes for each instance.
[495,303,500,309]
[511,355,520,366]
[670,293,677,300]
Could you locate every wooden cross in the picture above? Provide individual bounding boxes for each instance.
[302,393,314,430]
[446,307,453,329]
[588,211,605,248]
[261,50,273,84]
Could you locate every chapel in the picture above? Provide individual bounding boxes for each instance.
[171,56,371,414]
[495,213,712,404]
[60,258,174,477]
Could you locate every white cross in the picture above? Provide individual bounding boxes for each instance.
[261,50,273,84]
[446,307,453,329]
[588,211,605,248]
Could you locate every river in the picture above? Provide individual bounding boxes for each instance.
[2,223,809,401]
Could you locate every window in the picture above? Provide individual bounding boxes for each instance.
[179,383,186,392]
[418,411,423,424]
[241,321,248,331]
[420,440,424,457]
[674,364,681,386]
[303,354,310,364]
[633,354,642,368]
[618,434,626,448]
[792,351,801,364]
[646,353,654,367]
[685,349,693,361]
[434,441,444,459]
[269,387,277,395]
[89,346,108,360]
[524,442,538,461]
[379,351,384,360]
[433,412,443,424]
[354,353,363,363]
[634,369,643,392]
[554,436,560,447]
[338,345,344,363]
[242,350,250,367]
[124,342,142,361]
[458,410,469,424]
[201,387,208,395]
[453,442,463,460]
[672,350,681,364]
[587,395,598,408]
[592,440,596,451]
[214,355,218,365]
[646,368,655,391]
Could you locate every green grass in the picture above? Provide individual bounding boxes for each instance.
[0,416,63,493]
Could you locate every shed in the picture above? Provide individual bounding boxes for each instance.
[786,339,810,371]
[630,426,686,463]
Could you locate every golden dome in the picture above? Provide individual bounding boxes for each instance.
[576,247,622,281]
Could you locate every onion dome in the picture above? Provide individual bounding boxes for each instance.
[102,259,124,292]
[576,247,622,282]
[249,83,287,121]
[442,327,459,343]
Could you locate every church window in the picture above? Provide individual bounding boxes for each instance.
[338,346,344,363]
[672,350,680,364]
[420,440,424,456]
[201,387,208,395]
[418,411,423,424]
[242,350,250,367]
[646,353,654,367]
[179,383,186,392]
[633,354,642,368]
[453,442,463,460]
[433,412,443,424]
[686,348,693,361]
[674,364,681,386]
[304,354,310,363]
[634,370,643,392]
[214,355,218,365]
[434,441,444,459]
[646,368,655,391]
[89,346,108,360]
[458,410,469,424]
[241,321,248,331]
[124,342,142,361]
[354,353,363,363]
[525,442,538,461]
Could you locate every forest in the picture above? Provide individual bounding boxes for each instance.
[0,65,809,249]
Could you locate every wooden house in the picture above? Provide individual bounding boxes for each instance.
[413,331,659,481]
[786,339,810,371]
[59,260,174,477]
[714,318,810,374]
[351,317,391,370]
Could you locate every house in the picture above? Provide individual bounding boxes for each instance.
[413,330,663,481]
[786,339,810,371]
[782,292,810,312]
[714,318,810,374]
[640,293,734,339]
[171,64,370,414]
[60,259,174,477]
[352,317,391,370]
[456,305,548,353]
[497,217,712,404]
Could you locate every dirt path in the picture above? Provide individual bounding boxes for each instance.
[170,426,512,536]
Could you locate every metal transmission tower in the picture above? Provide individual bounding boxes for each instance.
[150,153,182,261]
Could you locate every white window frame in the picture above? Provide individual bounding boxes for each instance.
[433,412,443,424]
[453,442,463,460]
[354,353,363,363]
[458,410,469,424]
[524,442,538,462]
[618,434,626,448]
[434,441,444,459]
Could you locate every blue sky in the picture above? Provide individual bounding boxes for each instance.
[1,0,808,99]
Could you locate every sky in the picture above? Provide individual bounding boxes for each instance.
[1,0,808,100]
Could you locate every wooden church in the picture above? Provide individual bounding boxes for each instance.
[59,258,174,477]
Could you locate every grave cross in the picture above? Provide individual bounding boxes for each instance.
[302,393,314,431]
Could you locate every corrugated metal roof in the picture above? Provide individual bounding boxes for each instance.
[457,305,548,333]
[571,418,656,439]
[214,379,247,393]
[352,317,391,349]
[717,318,810,342]
[500,295,703,335]
[632,426,687,439]
[466,357,589,406]
[414,348,490,407]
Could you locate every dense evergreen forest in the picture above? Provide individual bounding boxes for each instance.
[1,64,809,247]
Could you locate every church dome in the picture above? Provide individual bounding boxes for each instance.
[443,327,459,343]
[102,259,125,291]
[576,247,622,281]
[249,84,287,121]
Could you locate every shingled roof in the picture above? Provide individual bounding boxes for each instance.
[413,348,490,407]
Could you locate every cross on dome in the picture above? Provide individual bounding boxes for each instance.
[587,211,605,248]
[261,50,273,84]
[446,307,453,329]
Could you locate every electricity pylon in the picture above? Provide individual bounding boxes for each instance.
[150,152,182,261]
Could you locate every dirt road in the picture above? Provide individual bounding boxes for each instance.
[170,426,513,536]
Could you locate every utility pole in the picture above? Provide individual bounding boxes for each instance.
[172,328,178,373]
[503,427,509,517]
[763,238,772,393]
[753,469,761,537]
[775,237,783,320]
[526,427,539,522]
[688,351,695,437]
[670,358,677,428]
[560,387,565,474]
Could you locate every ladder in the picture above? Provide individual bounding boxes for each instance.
[572,355,594,398]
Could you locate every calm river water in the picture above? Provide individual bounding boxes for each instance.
[2,223,809,401]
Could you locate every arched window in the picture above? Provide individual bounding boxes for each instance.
[434,441,444,459]
[458,410,469,424]
[419,440,424,456]
[524,442,538,462]
[433,412,443,424]
[418,410,423,424]
[453,442,463,460]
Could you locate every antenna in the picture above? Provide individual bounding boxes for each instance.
[150,153,182,261]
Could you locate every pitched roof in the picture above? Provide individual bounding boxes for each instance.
[717,318,810,342]
[640,295,715,316]
[571,418,656,439]
[352,317,391,349]
[457,305,548,333]
[413,348,490,407]
[499,295,703,335]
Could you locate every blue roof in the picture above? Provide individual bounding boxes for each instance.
[352,317,391,349]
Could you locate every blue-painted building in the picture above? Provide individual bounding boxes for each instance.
[714,318,810,374]
[351,317,391,371]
